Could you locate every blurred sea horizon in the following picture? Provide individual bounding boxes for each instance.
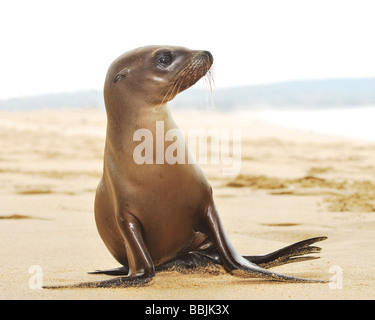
[246,106,375,142]
[1,77,374,142]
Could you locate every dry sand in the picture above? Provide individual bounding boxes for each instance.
[1,108,374,300]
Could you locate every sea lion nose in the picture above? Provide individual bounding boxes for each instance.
[203,51,213,64]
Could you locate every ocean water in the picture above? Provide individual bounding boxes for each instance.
[254,106,375,142]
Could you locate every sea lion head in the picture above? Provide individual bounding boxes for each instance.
[104,45,213,108]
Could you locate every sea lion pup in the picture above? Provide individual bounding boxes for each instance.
[47,46,327,288]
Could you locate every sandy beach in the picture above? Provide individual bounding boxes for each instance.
[1,107,374,300]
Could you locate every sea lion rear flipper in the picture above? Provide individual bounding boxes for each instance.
[244,236,327,269]
[203,203,326,283]
[155,236,327,272]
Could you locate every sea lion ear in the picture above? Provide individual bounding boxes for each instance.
[114,68,128,83]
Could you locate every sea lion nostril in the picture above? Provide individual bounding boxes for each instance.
[203,51,213,64]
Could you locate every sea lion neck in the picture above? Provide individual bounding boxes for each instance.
[104,102,173,152]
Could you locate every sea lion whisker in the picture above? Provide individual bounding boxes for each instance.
[168,61,196,99]
[158,83,174,107]
[152,77,179,107]
[169,59,195,79]
[153,63,192,107]
[161,78,181,106]
[203,69,215,110]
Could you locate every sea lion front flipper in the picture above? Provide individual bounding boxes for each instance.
[43,274,153,289]
[44,213,155,289]
[203,203,326,283]
[81,212,155,287]
[86,212,156,287]
[244,236,327,269]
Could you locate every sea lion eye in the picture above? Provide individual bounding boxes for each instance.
[158,52,173,66]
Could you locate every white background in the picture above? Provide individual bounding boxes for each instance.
[1,0,375,99]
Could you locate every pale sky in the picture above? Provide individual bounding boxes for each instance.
[1,0,375,99]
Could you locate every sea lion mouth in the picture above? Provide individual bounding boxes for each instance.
[161,51,214,103]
